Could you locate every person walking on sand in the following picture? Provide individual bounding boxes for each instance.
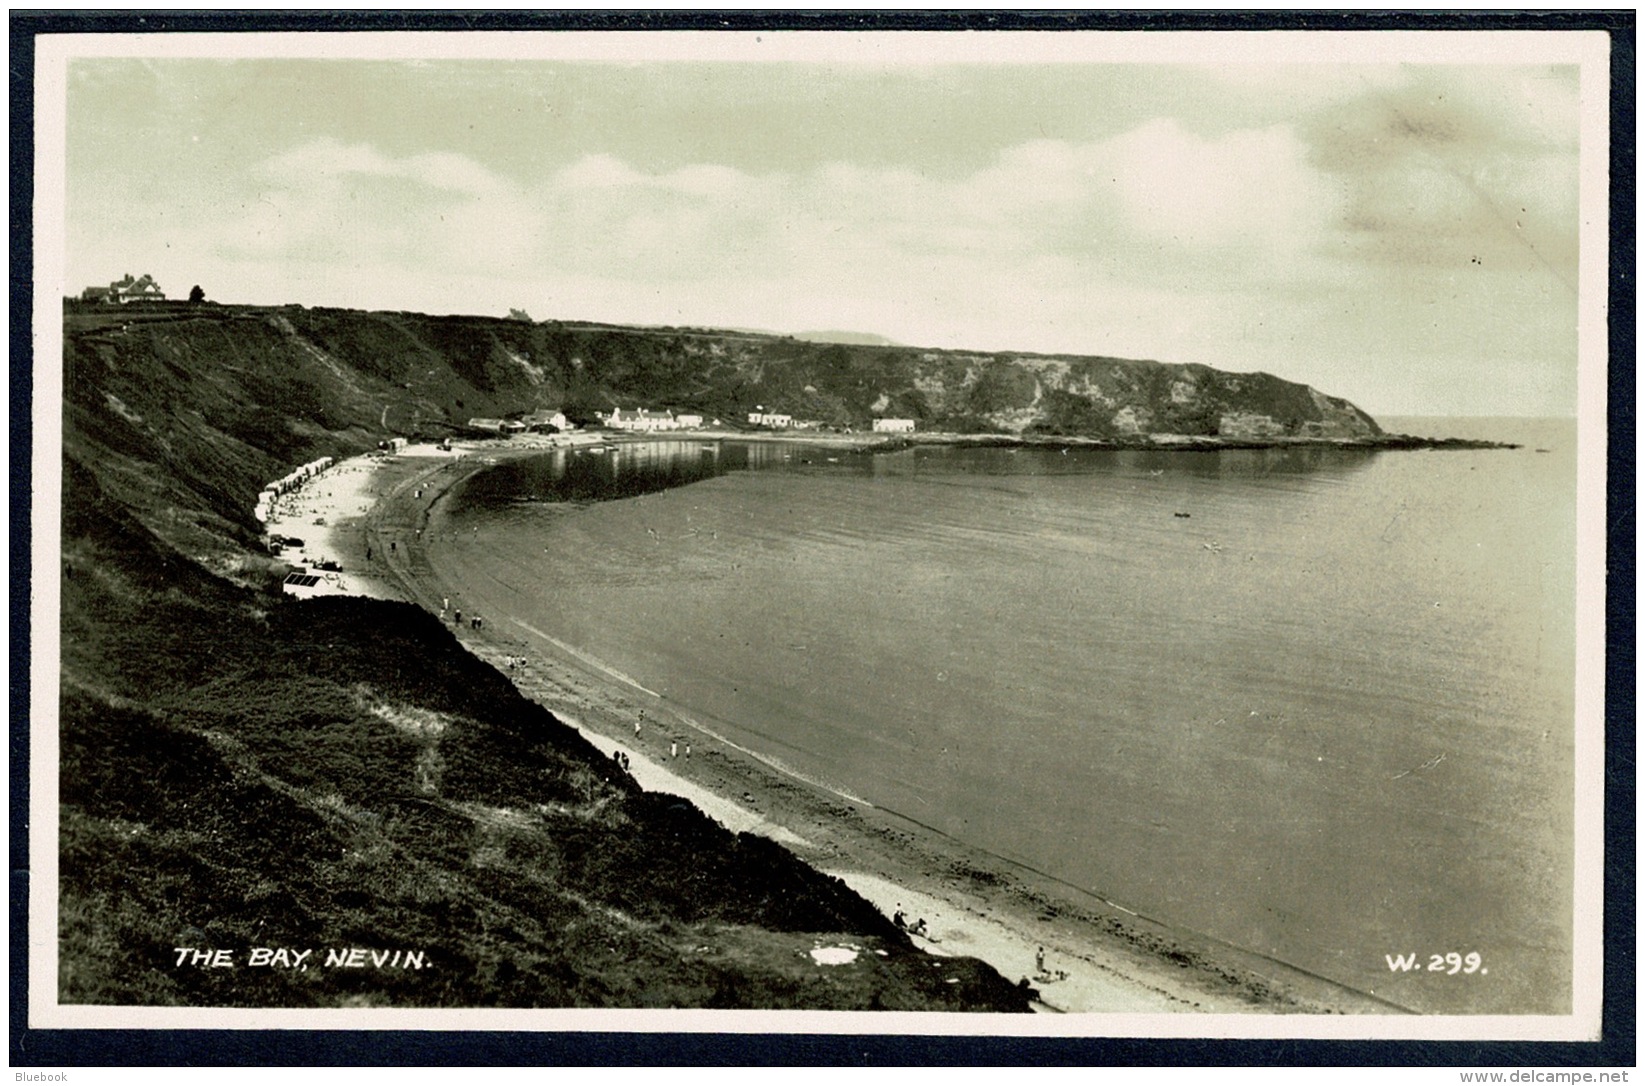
[634,721,642,737]
[454,609,462,626]
[670,741,678,758]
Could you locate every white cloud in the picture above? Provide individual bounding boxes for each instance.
[211,120,1358,309]
[1104,119,1342,250]
[555,153,645,190]
[260,138,507,198]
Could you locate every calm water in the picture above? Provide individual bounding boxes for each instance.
[433,421,1577,1014]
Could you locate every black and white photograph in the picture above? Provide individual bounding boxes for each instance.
[24,19,1615,1051]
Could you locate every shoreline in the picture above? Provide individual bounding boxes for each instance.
[663,427,1514,454]
[276,434,1411,1015]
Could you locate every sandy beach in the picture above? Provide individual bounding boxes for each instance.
[262,434,1402,1016]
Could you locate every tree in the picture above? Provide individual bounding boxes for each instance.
[188,285,205,304]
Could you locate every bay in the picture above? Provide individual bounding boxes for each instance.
[432,419,1577,1014]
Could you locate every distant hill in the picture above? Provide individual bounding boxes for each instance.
[792,330,903,347]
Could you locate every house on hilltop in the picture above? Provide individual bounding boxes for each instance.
[80,273,166,304]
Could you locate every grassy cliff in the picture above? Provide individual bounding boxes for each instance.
[57,302,1035,1010]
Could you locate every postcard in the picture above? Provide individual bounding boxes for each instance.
[25,18,1614,1051]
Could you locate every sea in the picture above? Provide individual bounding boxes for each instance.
[430,418,1579,1015]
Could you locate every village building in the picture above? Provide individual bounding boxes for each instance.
[872,417,916,433]
[747,411,794,428]
[523,408,570,432]
[604,407,685,432]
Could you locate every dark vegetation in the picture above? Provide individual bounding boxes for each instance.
[62,529,1019,1008]
[58,300,1039,1010]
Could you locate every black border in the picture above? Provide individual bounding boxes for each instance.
[10,9,1635,1067]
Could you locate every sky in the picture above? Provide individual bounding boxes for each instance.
[56,35,1595,416]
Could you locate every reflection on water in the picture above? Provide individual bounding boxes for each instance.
[457,443,723,507]
[454,440,882,509]
[457,438,1381,511]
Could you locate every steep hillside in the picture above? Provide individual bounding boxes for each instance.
[56,302,1035,1010]
[61,501,1025,1009]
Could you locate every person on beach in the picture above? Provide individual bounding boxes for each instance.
[684,743,691,758]
[670,741,678,758]
[454,609,462,626]
[634,721,642,737]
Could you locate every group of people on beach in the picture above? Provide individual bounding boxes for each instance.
[631,716,691,759]
[436,596,482,629]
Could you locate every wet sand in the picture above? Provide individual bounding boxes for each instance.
[273,434,1404,1016]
